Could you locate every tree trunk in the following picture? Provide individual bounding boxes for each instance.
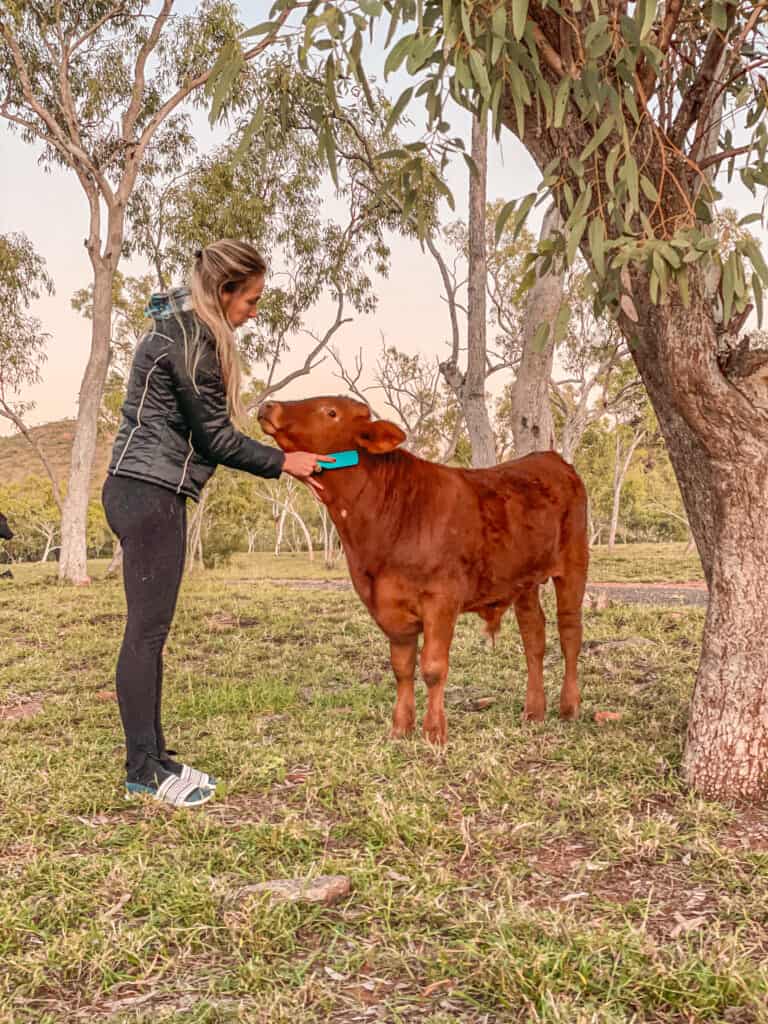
[464,109,496,468]
[275,507,287,555]
[289,507,314,560]
[57,260,114,583]
[608,429,644,549]
[626,281,768,801]
[511,204,562,456]
[683,475,768,800]
[106,540,123,576]
[186,493,206,571]
[607,433,622,549]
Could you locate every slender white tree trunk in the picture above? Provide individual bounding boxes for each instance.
[289,507,314,560]
[608,429,645,549]
[512,204,563,457]
[58,246,117,583]
[275,507,287,555]
[464,110,497,467]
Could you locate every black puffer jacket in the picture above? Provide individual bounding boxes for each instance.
[108,296,285,501]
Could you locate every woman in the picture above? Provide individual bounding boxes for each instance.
[103,240,322,808]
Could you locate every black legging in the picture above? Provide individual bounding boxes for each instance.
[102,475,187,776]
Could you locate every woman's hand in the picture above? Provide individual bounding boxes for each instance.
[282,451,327,493]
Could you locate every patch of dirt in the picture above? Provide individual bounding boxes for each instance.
[720,807,768,852]
[234,576,708,607]
[588,582,708,607]
[0,697,45,721]
[226,577,352,591]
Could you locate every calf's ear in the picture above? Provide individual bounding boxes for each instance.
[356,420,406,454]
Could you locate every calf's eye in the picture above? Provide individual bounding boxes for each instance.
[327,409,337,418]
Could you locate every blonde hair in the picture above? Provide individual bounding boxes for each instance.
[189,240,267,425]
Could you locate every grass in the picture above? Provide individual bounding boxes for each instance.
[2,547,765,1024]
[3,541,704,587]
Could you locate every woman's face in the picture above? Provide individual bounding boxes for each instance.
[220,274,265,328]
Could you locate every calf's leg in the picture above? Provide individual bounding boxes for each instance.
[420,604,457,745]
[553,573,585,720]
[389,637,418,738]
[513,586,547,721]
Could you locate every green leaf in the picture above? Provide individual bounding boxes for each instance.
[722,253,737,326]
[460,2,474,44]
[492,5,507,38]
[206,41,243,125]
[744,240,768,285]
[325,131,339,189]
[552,301,571,343]
[463,152,479,179]
[624,154,639,212]
[694,196,713,224]
[678,266,690,308]
[658,242,681,268]
[753,273,764,326]
[357,0,383,14]
[469,50,491,98]
[640,175,659,202]
[508,63,531,105]
[532,322,550,352]
[605,144,620,190]
[234,106,265,162]
[512,0,529,40]
[384,35,413,77]
[711,1,727,31]
[240,21,278,38]
[580,116,613,161]
[649,268,659,305]
[386,86,414,131]
[512,91,525,136]
[566,216,587,266]
[513,192,536,240]
[554,76,571,129]
[495,200,518,244]
[634,0,657,40]
[588,217,606,277]
[738,213,763,227]
[454,52,472,89]
[539,77,553,127]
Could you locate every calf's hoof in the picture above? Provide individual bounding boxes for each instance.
[522,704,546,723]
[421,717,447,746]
[559,703,580,721]
[390,722,415,740]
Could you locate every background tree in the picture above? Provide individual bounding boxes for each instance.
[135,60,407,412]
[0,0,287,584]
[0,232,61,507]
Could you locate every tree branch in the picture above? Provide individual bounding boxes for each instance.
[638,0,683,97]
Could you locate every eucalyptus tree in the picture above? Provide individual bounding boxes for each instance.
[0,0,285,583]
[132,59,405,408]
[218,1,768,800]
[0,232,61,504]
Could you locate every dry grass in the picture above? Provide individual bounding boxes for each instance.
[1,551,764,1024]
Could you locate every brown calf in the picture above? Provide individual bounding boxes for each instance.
[259,397,589,744]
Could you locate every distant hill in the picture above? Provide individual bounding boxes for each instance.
[0,420,114,497]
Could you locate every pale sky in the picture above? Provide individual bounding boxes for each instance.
[1,4,765,436]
